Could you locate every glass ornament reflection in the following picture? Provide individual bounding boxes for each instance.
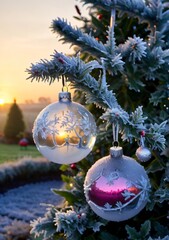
[84,146,151,222]
[33,92,97,164]
[88,176,140,207]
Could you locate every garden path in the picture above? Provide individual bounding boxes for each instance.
[0,180,63,239]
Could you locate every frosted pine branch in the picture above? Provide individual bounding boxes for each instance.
[105,26,116,54]
[51,19,169,81]
[118,36,147,63]
[51,18,124,74]
[117,107,167,151]
[150,85,169,106]
[27,52,126,112]
[131,106,147,126]
[52,18,109,57]
[101,107,129,125]
[80,0,157,23]
[31,206,105,239]
[143,47,169,80]
[147,121,167,150]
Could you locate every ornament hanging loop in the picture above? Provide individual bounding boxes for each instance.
[110,8,116,54]
[110,8,116,33]
[62,75,68,92]
[59,75,71,102]
[138,131,146,147]
[140,135,145,147]
[112,122,119,147]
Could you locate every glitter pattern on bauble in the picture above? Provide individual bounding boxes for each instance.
[136,146,152,162]
[84,147,151,222]
[33,92,96,164]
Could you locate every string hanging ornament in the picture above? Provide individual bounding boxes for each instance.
[32,77,97,164]
[84,122,151,221]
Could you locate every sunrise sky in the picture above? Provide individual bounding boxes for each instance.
[0,0,88,104]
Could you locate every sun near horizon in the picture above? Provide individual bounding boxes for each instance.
[0,1,88,105]
[0,97,18,105]
[0,99,5,106]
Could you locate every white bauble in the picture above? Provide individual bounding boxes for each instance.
[136,146,152,162]
[33,92,96,164]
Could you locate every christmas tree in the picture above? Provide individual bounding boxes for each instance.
[27,0,169,239]
[4,99,25,143]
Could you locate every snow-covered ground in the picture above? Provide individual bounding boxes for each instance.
[0,180,63,239]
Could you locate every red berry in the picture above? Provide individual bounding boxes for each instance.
[70,163,76,170]
[58,57,65,64]
[19,138,28,147]
[34,70,40,76]
[140,130,145,137]
[97,14,103,20]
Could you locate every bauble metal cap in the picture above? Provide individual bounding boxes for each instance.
[59,92,71,102]
[110,146,123,158]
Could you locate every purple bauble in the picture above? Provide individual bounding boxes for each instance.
[89,175,140,207]
[84,147,151,222]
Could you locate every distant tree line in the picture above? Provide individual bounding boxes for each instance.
[25,97,51,104]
